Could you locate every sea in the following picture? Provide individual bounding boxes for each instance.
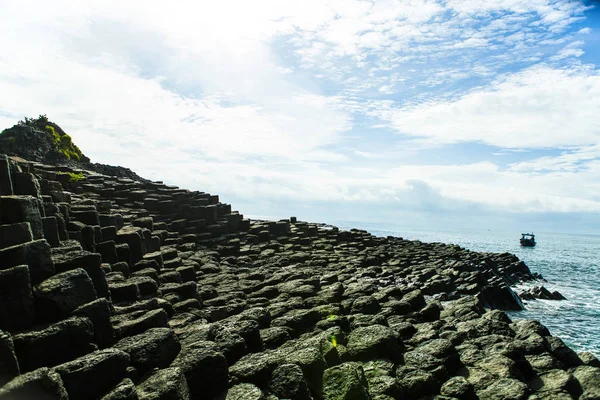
[330,222,600,358]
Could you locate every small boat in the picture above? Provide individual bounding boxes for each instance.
[520,233,536,247]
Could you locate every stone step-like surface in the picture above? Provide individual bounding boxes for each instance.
[1,153,595,400]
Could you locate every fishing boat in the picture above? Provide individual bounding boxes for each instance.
[520,233,536,247]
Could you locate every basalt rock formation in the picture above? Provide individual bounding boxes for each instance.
[0,129,598,399]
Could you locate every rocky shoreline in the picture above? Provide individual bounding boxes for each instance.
[1,154,599,400]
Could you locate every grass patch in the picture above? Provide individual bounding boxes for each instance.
[57,171,85,182]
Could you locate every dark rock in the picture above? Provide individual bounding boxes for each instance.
[0,222,33,249]
[215,331,247,365]
[72,298,115,348]
[34,268,97,322]
[572,365,600,399]
[351,295,381,314]
[0,239,54,285]
[477,284,524,311]
[268,363,311,400]
[114,328,181,374]
[136,367,190,400]
[322,362,370,400]
[0,367,68,400]
[0,155,13,196]
[113,309,169,339]
[229,349,283,387]
[402,289,427,311]
[347,324,403,362]
[440,376,474,398]
[52,250,110,299]
[42,216,61,247]
[271,308,321,335]
[475,377,529,400]
[0,330,19,385]
[0,265,35,332]
[110,281,140,303]
[519,286,567,301]
[53,348,130,400]
[12,172,41,197]
[117,226,146,265]
[528,369,580,397]
[12,316,96,372]
[220,383,264,400]
[260,327,291,349]
[171,341,228,399]
[101,378,139,400]
[0,195,44,239]
[97,240,119,264]
[545,336,582,368]
[395,366,440,398]
[579,351,600,367]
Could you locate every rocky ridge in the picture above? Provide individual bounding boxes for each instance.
[0,153,599,400]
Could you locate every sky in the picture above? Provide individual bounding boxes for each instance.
[1,0,599,234]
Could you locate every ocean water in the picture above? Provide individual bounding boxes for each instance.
[333,222,600,357]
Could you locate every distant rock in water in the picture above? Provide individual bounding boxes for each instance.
[519,285,567,301]
[0,115,146,182]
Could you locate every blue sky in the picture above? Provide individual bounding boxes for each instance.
[1,0,599,233]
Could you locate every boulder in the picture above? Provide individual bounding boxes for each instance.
[222,383,264,400]
[0,155,13,195]
[268,363,311,400]
[72,298,115,348]
[0,195,44,239]
[0,330,19,385]
[440,376,474,398]
[545,336,582,368]
[52,348,130,399]
[52,250,110,298]
[475,377,529,400]
[0,239,54,285]
[0,265,35,332]
[0,367,68,400]
[12,316,96,372]
[171,341,228,399]
[101,378,139,400]
[136,367,190,400]
[347,325,403,362]
[395,366,440,398]
[34,268,97,322]
[0,222,33,249]
[113,309,169,339]
[114,328,181,374]
[42,216,61,247]
[117,226,146,265]
[573,365,600,399]
[321,362,370,400]
[12,172,41,197]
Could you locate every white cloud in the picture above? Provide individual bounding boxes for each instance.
[0,0,598,223]
[376,65,600,149]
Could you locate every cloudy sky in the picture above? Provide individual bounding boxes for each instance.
[1,0,599,233]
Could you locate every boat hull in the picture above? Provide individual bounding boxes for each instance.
[520,239,536,247]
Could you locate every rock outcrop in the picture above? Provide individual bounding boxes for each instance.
[0,149,597,400]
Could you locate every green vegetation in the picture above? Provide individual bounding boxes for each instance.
[19,114,49,130]
[57,171,85,182]
[45,125,61,145]
[14,114,85,161]
[67,172,85,182]
[58,133,82,161]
